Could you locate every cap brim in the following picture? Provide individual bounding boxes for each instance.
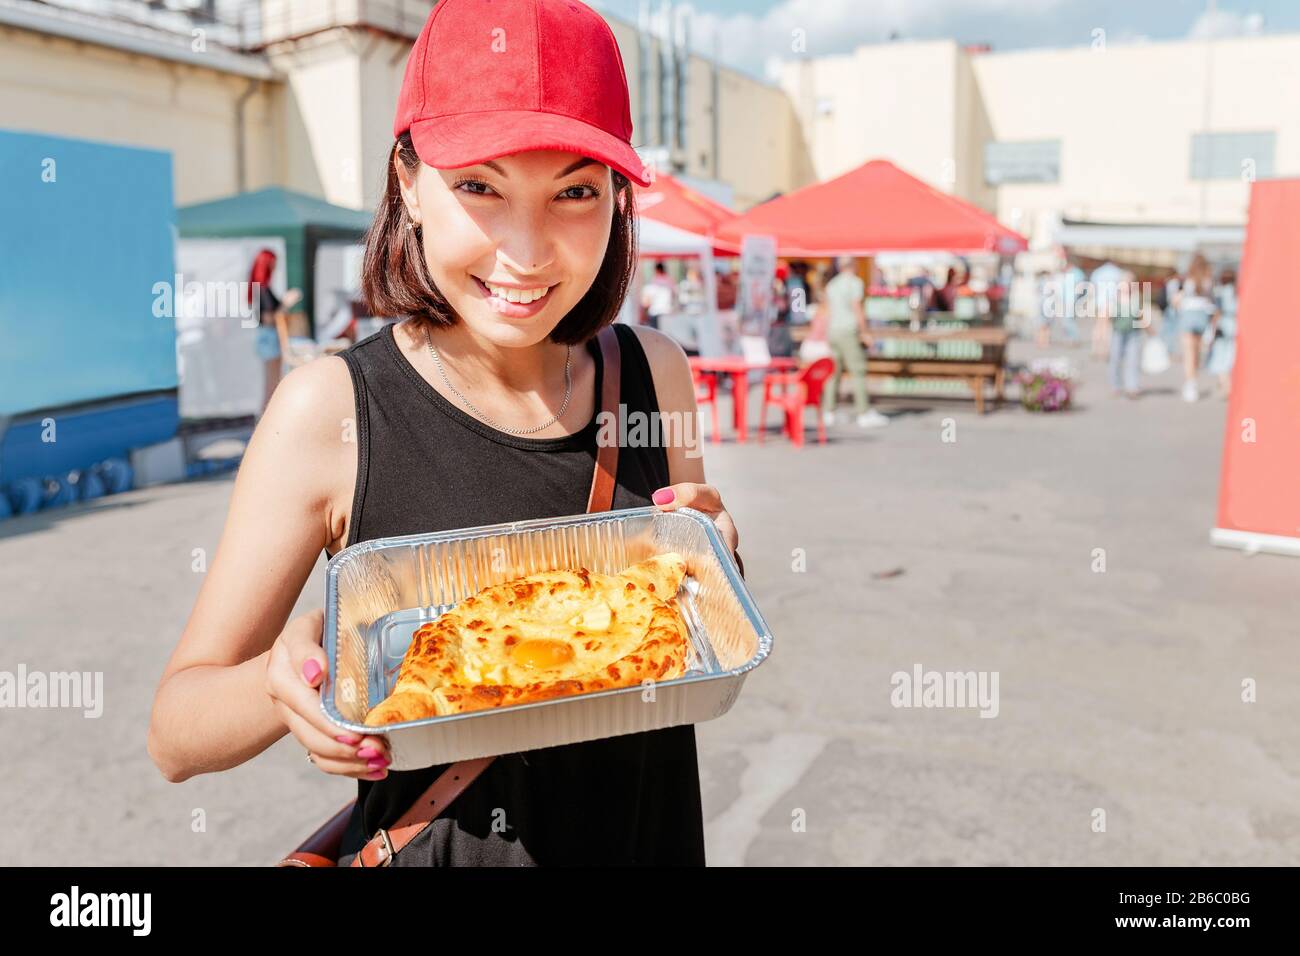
[409,110,652,188]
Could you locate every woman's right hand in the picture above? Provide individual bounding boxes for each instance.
[265,609,392,779]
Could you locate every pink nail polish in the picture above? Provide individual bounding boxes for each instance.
[356,746,380,759]
[363,770,387,781]
[652,488,675,505]
[335,734,360,745]
[302,659,322,684]
[367,757,390,770]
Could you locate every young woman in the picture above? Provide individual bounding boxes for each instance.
[147,0,740,866]
[1174,253,1219,402]
[247,248,302,415]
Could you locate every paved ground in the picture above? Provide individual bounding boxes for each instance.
[2,338,1297,865]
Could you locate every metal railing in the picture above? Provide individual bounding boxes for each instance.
[25,0,435,51]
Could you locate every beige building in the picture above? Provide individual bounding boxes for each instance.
[0,0,806,213]
[780,31,1300,252]
[4,0,1297,254]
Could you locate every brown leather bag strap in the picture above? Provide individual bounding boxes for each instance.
[352,756,495,866]
[350,323,625,867]
[276,799,356,866]
[587,323,621,513]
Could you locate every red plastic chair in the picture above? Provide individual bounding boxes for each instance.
[693,368,721,444]
[759,358,834,447]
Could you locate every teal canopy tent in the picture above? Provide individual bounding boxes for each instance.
[176,187,372,336]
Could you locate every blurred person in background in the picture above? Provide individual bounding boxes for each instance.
[1034,269,1054,347]
[640,260,677,330]
[907,267,936,312]
[1040,258,1085,347]
[714,263,737,311]
[1105,269,1145,399]
[773,262,790,323]
[248,248,302,416]
[1208,267,1238,398]
[934,263,967,312]
[1151,272,1169,345]
[785,262,810,324]
[766,262,795,357]
[714,263,739,354]
[819,256,888,429]
[1161,270,1183,358]
[678,262,706,318]
[1174,254,1218,402]
[1089,260,1124,357]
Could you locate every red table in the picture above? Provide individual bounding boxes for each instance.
[689,356,799,442]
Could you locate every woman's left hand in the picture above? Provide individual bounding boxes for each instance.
[651,483,739,555]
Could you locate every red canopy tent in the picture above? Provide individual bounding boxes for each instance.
[715,159,1028,257]
[634,172,742,255]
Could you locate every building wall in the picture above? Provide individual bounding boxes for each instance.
[610,16,802,210]
[0,24,281,205]
[779,32,1300,229]
[267,28,376,210]
[0,4,807,217]
[972,33,1300,228]
[715,65,803,210]
[779,40,963,194]
[356,32,412,212]
[954,51,994,213]
[12,4,1300,233]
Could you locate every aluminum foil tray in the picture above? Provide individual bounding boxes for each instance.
[321,506,773,769]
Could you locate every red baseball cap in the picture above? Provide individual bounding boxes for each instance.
[394,0,652,188]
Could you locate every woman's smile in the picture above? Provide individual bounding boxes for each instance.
[472,275,558,318]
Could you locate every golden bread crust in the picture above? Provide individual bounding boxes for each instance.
[363,553,689,726]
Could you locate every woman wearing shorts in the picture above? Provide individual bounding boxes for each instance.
[1174,254,1218,403]
[148,0,740,866]
[247,248,301,414]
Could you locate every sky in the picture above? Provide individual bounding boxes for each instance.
[590,0,1300,81]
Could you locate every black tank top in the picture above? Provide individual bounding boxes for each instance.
[331,321,705,865]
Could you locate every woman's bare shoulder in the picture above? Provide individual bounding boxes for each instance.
[628,323,692,377]
[627,323,688,363]
[257,355,355,443]
[628,324,692,404]
[242,355,358,510]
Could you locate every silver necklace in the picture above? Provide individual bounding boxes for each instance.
[425,327,572,435]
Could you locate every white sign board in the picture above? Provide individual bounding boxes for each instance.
[737,234,777,339]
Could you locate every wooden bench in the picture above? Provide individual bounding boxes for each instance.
[865,359,1005,414]
[790,325,1009,414]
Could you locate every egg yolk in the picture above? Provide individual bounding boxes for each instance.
[511,638,576,670]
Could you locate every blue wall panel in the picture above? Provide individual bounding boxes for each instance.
[0,394,179,485]
[0,129,178,416]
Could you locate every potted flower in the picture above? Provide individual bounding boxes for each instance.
[1017,370,1073,412]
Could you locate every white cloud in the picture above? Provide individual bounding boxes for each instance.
[1186,9,1265,40]
[673,0,1066,77]
[600,0,1271,80]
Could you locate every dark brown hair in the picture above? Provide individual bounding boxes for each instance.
[361,132,638,345]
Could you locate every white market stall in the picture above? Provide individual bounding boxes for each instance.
[619,217,723,355]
